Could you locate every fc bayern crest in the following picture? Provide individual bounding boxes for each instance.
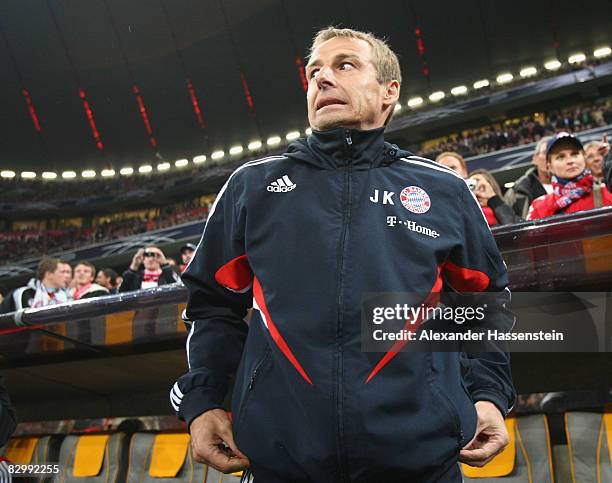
[400,186,431,214]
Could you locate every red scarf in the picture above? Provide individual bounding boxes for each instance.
[552,171,593,212]
[143,269,162,282]
[73,282,92,300]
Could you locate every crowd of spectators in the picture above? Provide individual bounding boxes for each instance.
[419,98,612,159]
[0,203,209,265]
[0,243,196,313]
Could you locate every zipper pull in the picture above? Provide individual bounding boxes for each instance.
[248,371,257,390]
[345,131,353,146]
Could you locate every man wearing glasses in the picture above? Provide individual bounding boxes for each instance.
[120,246,179,292]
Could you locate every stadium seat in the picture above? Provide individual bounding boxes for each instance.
[125,432,242,482]
[56,432,126,482]
[565,409,612,483]
[1,435,61,466]
[462,414,554,482]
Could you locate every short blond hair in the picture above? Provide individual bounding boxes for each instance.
[309,27,402,86]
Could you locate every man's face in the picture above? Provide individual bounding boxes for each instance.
[532,142,548,174]
[74,264,94,286]
[437,156,467,179]
[58,263,72,288]
[143,247,163,270]
[306,37,399,131]
[181,249,194,265]
[548,143,586,179]
[96,270,111,289]
[585,145,604,178]
[46,264,70,289]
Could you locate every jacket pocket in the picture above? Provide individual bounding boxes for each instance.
[429,382,464,450]
[234,347,271,437]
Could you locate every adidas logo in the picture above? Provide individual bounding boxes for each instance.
[267,175,296,192]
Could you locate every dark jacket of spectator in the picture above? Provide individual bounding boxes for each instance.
[0,374,16,447]
[486,196,522,226]
[503,167,548,218]
[119,265,178,292]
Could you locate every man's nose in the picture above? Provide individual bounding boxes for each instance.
[315,66,335,88]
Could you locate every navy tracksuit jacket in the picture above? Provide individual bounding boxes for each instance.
[171,128,516,483]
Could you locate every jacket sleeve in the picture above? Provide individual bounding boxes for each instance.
[445,184,516,417]
[0,374,16,447]
[160,265,180,285]
[488,196,522,225]
[119,269,141,292]
[170,176,251,427]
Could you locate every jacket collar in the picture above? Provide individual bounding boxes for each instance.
[285,126,404,170]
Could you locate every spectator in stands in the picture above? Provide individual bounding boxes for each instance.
[179,243,197,273]
[504,136,552,218]
[95,268,120,294]
[468,170,521,226]
[60,261,74,291]
[120,247,179,292]
[0,374,16,447]
[71,262,109,300]
[435,151,468,178]
[527,132,612,219]
[583,137,609,182]
[0,258,71,313]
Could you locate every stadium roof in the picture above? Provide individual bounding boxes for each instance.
[0,0,610,171]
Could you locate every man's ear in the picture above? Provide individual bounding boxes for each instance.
[383,80,400,107]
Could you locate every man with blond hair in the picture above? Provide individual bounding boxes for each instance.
[172,27,515,482]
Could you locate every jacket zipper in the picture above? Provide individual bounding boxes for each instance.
[248,349,271,390]
[335,129,353,482]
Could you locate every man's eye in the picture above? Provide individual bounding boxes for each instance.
[339,62,354,70]
[309,69,320,79]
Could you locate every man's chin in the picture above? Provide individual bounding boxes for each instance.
[314,115,359,131]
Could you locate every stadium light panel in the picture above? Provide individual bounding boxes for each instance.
[61,171,76,179]
[544,59,562,71]
[229,145,244,156]
[1,170,16,178]
[450,85,468,96]
[267,136,281,146]
[394,103,402,112]
[473,79,490,89]
[138,165,152,174]
[42,171,57,179]
[407,97,424,107]
[120,167,134,176]
[21,171,36,179]
[496,73,513,84]
[211,150,225,160]
[175,159,189,168]
[101,169,115,177]
[504,182,515,189]
[593,46,611,58]
[157,162,171,171]
[286,131,300,140]
[568,53,586,64]
[193,155,207,164]
[82,170,96,178]
[248,140,262,150]
[519,66,537,78]
[428,91,445,102]
[305,128,313,136]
